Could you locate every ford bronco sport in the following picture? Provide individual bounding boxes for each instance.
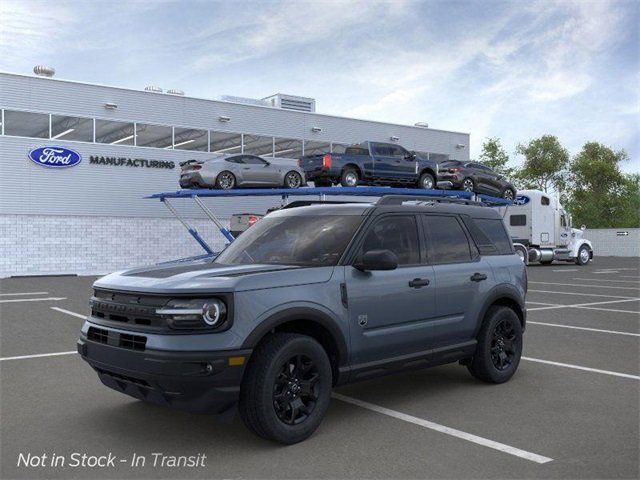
[78,196,526,444]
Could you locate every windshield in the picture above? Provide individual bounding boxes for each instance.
[215,214,364,267]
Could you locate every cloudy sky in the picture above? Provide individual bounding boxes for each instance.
[1,0,638,171]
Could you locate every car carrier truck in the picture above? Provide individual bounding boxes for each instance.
[499,189,593,266]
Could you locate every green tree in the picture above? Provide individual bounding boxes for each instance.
[478,137,513,176]
[566,142,638,228]
[515,135,569,192]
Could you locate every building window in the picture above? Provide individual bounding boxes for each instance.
[273,137,303,159]
[304,140,330,156]
[3,110,49,138]
[173,127,208,151]
[51,115,93,142]
[135,123,172,149]
[210,131,242,154]
[95,119,135,145]
[243,134,274,156]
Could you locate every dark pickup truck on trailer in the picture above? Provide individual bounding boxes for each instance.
[299,141,441,189]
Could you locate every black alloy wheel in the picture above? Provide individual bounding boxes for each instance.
[273,354,320,425]
[490,319,517,371]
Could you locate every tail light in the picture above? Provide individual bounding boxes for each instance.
[448,167,461,173]
[297,159,301,166]
[322,154,331,169]
[191,165,202,170]
[247,215,259,228]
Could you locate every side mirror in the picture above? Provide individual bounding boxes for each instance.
[404,152,416,160]
[354,249,398,271]
[581,225,586,231]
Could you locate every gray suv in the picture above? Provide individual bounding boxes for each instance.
[78,197,527,444]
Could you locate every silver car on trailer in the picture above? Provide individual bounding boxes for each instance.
[179,154,306,189]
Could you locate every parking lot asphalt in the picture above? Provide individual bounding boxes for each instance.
[1,257,638,479]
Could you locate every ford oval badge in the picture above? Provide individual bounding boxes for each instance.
[28,146,82,168]
[514,195,530,206]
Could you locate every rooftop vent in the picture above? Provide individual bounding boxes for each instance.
[263,93,315,113]
[167,89,184,96]
[33,65,55,77]
[218,95,270,107]
[144,85,163,93]
[414,122,429,128]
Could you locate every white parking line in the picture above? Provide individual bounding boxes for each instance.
[572,278,640,284]
[621,275,640,279]
[0,351,77,362]
[0,297,67,304]
[529,281,639,291]
[529,290,637,299]
[552,269,578,272]
[527,321,640,337]
[51,307,87,319]
[526,301,559,306]
[522,357,640,380]
[594,271,620,274]
[332,393,553,464]
[0,291,49,296]
[527,298,640,312]
[572,305,639,315]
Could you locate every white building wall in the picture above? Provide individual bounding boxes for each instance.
[584,228,640,257]
[0,214,230,277]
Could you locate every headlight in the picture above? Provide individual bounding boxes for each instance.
[157,298,228,330]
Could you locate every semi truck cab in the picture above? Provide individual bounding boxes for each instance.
[500,189,593,266]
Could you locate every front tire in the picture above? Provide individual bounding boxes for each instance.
[502,187,516,200]
[575,245,591,265]
[284,171,303,189]
[467,306,522,384]
[215,171,236,190]
[418,172,435,190]
[239,333,332,444]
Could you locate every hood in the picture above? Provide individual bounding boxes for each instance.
[93,257,335,294]
[571,228,584,240]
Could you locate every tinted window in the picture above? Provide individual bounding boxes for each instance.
[216,215,363,267]
[373,144,394,156]
[4,110,49,138]
[541,196,550,206]
[510,215,527,226]
[226,156,244,164]
[243,155,268,165]
[345,147,369,156]
[51,115,93,142]
[474,218,513,254]
[423,215,472,263]
[95,119,134,145]
[360,216,419,265]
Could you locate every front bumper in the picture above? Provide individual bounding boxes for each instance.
[78,333,251,416]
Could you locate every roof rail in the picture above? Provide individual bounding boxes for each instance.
[377,194,480,206]
[280,200,369,210]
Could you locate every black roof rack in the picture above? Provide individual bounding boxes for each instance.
[377,195,481,206]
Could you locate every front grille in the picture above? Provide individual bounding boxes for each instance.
[90,290,170,332]
[88,327,108,344]
[119,333,146,351]
[86,326,147,352]
[96,367,150,387]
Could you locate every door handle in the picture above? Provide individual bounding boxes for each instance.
[470,273,487,282]
[409,278,430,288]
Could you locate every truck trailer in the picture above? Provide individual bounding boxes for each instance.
[499,189,593,266]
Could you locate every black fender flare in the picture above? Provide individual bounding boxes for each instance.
[342,163,364,180]
[473,284,526,337]
[240,306,349,368]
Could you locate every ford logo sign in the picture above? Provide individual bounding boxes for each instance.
[28,146,82,168]
[514,195,530,206]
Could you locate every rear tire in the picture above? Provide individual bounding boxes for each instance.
[467,306,522,384]
[215,171,236,190]
[502,188,516,200]
[340,168,359,187]
[238,333,332,444]
[462,177,475,192]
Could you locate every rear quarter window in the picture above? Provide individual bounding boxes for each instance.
[465,217,514,255]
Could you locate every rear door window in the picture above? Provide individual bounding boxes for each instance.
[422,215,472,264]
[360,215,420,265]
